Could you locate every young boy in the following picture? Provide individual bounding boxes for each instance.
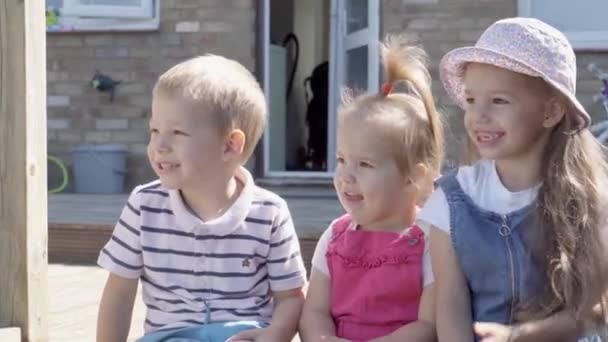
[96,55,307,342]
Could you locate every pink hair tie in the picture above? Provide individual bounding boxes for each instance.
[381,82,393,96]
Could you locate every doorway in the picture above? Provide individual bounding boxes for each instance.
[262,0,380,178]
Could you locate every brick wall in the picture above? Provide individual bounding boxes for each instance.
[47,0,257,191]
[48,0,608,190]
[383,0,608,168]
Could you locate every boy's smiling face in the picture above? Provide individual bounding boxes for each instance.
[147,93,228,190]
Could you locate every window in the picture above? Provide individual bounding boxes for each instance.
[518,0,608,50]
[46,0,159,32]
[63,0,153,19]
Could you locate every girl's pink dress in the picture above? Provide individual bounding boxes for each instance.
[326,214,425,341]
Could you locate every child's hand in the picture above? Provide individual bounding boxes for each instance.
[474,322,521,342]
[228,327,286,342]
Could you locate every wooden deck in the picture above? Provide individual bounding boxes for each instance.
[48,192,342,271]
[48,189,341,233]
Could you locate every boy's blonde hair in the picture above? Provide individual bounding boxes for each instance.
[339,35,444,185]
[153,55,266,162]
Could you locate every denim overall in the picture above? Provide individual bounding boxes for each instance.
[438,173,603,341]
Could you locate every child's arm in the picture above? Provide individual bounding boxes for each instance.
[431,226,475,342]
[270,288,306,338]
[232,288,305,342]
[473,310,580,342]
[96,273,139,342]
[368,284,436,342]
[501,232,608,341]
[475,253,608,341]
[230,288,305,342]
[299,269,336,341]
[514,311,580,341]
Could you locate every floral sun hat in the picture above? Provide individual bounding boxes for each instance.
[440,17,591,130]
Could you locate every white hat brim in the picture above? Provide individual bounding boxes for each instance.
[440,46,591,130]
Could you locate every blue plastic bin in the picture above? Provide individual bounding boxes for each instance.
[71,144,128,193]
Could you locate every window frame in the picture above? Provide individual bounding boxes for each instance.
[46,0,159,32]
[518,0,608,50]
[62,0,154,19]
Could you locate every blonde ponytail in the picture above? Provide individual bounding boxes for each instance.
[380,34,444,172]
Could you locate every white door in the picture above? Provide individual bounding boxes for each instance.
[327,0,380,172]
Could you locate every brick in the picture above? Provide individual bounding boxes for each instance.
[57,131,82,143]
[407,18,440,30]
[159,11,181,21]
[175,21,200,33]
[161,47,192,58]
[47,108,65,119]
[48,119,71,130]
[128,143,148,154]
[177,9,201,20]
[84,35,115,46]
[48,60,61,71]
[49,47,95,58]
[47,71,70,82]
[232,0,253,9]
[118,83,148,95]
[161,0,175,9]
[440,18,476,30]
[85,131,112,143]
[161,34,181,46]
[55,36,83,47]
[95,47,129,58]
[130,118,150,130]
[48,95,71,107]
[129,95,152,108]
[175,0,199,9]
[111,131,149,143]
[196,8,223,20]
[47,130,58,140]
[459,30,483,42]
[53,83,85,96]
[477,18,498,29]
[402,0,439,4]
[102,106,147,119]
[182,32,219,47]
[201,22,232,33]
[115,36,143,47]
[419,31,461,42]
[96,119,129,130]
[129,47,162,58]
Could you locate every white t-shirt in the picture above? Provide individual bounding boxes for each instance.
[311,220,434,287]
[418,159,540,234]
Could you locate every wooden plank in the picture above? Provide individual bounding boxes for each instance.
[0,328,21,342]
[0,1,48,341]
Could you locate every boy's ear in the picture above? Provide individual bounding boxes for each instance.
[223,129,246,161]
